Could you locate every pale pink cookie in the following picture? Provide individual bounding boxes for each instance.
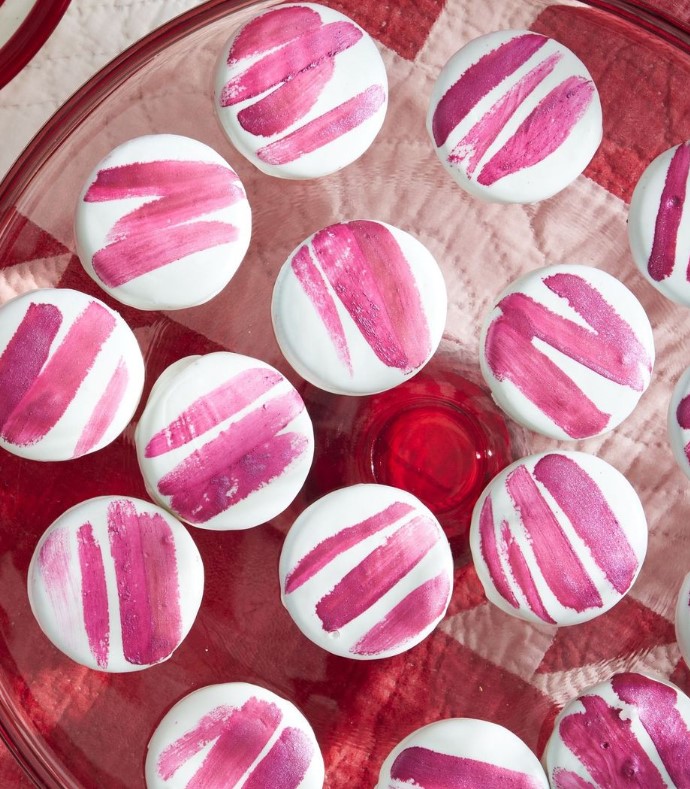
[675,572,690,668]
[271,220,447,395]
[135,352,314,530]
[376,718,549,789]
[545,673,690,787]
[629,142,690,306]
[427,29,602,203]
[279,484,453,660]
[469,451,647,626]
[76,134,251,310]
[668,364,690,479]
[27,496,203,673]
[0,288,144,461]
[480,264,654,440]
[214,3,388,179]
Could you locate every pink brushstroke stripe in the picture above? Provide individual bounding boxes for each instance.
[534,454,639,594]
[74,358,130,458]
[285,501,414,593]
[450,52,561,176]
[107,500,182,665]
[0,302,61,427]
[77,522,109,668]
[353,571,451,656]
[315,514,440,632]
[243,726,315,789]
[1,301,116,446]
[86,160,242,288]
[257,84,385,166]
[506,465,603,612]
[611,673,690,786]
[157,390,308,524]
[145,367,283,458]
[477,76,595,186]
[477,497,520,609]
[501,522,556,624]
[558,693,666,788]
[290,244,353,375]
[390,745,546,788]
[553,769,597,789]
[648,142,690,282]
[228,5,321,63]
[432,33,548,147]
[38,528,79,638]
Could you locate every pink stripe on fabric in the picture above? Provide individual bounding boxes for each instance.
[74,358,130,457]
[77,522,109,668]
[243,726,315,789]
[477,497,520,609]
[228,5,321,63]
[501,522,556,624]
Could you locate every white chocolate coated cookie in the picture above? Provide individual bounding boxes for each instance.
[668,363,690,480]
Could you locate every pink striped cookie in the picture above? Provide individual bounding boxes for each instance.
[135,352,314,530]
[145,683,324,789]
[675,573,690,669]
[0,288,144,461]
[271,220,447,395]
[214,3,388,179]
[668,364,690,479]
[27,496,203,672]
[279,484,453,659]
[376,718,549,789]
[545,673,690,788]
[469,451,647,626]
[629,142,690,306]
[480,264,654,440]
[427,30,602,204]
[76,134,251,310]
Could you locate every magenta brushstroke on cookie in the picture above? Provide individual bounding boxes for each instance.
[74,358,129,457]
[501,521,555,624]
[76,523,109,668]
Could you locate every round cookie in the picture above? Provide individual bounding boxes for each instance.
[675,572,690,668]
[135,352,314,530]
[76,134,251,310]
[427,29,602,203]
[668,363,690,479]
[0,288,144,461]
[376,718,549,789]
[28,496,204,672]
[279,484,453,659]
[214,3,388,179]
[480,264,654,440]
[272,220,447,395]
[629,141,690,306]
[469,451,647,626]
[145,682,324,789]
[545,673,690,787]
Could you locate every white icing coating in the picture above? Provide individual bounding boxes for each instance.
[214,2,388,179]
[479,263,655,440]
[628,142,690,307]
[668,364,690,480]
[271,220,447,395]
[279,484,453,660]
[135,352,314,530]
[469,451,647,627]
[0,288,144,461]
[75,134,251,310]
[427,29,602,204]
[145,682,324,789]
[375,718,549,789]
[675,572,690,669]
[27,496,204,673]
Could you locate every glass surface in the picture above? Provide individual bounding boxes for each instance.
[1,0,690,786]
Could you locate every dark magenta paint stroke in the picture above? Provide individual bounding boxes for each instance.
[145,367,283,458]
[74,358,130,458]
[77,522,109,668]
[552,769,596,789]
[501,521,556,624]
[243,725,314,789]
[432,33,548,147]
[157,390,308,524]
[533,454,639,594]
[85,160,242,288]
[506,465,603,612]
[315,514,440,632]
[611,673,690,786]
[477,497,520,609]
[310,220,430,372]
[648,142,690,282]
[478,76,595,186]
[257,84,385,166]
[0,302,61,428]
[285,501,414,594]
[677,395,690,464]
[107,499,182,666]
[157,705,233,780]
[353,571,451,656]
[290,243,353,375]
[558,693,666,788]
[450,52,561,176]
[390,745,546,788]
[228,5,321,64]
[1,301,116,446]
